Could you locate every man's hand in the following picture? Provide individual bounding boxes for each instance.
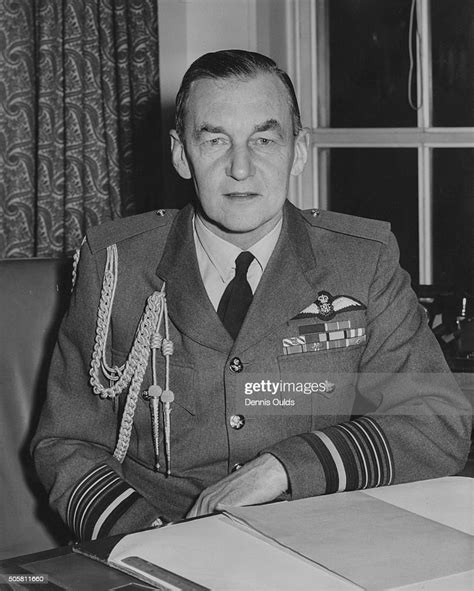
[186,453,288,518]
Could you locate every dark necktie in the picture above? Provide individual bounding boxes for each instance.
[217,251,255,339]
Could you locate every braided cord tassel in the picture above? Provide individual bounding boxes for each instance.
[161,298,174,475]
[149,327,164,470]
[149,387,162,470]
[88,246,175,468]
[113,291,164,462]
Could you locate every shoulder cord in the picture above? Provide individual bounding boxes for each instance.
[89,244,174,472]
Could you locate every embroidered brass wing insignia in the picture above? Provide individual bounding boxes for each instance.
[298,290,366,321]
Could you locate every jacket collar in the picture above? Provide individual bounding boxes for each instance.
[156,201,319,354]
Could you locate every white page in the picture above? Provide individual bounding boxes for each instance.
[225,487,473,591]
[108,478,473,591]
[110,514,360,591]
[363,476,474,535]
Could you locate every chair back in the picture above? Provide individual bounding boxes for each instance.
[0,258,72,558]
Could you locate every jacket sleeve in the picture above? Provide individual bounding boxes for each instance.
[265,232,472,499]
[31,239,162,541]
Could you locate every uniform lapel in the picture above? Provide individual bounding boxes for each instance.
[156,205,233,352]
[234,201,319,353]
[157,202,321,355]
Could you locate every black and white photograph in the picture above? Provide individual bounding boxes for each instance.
[0,1,473,589]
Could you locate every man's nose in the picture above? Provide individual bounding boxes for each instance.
[226,145,255,180]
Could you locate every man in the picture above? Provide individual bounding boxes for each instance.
[32,50,470,541]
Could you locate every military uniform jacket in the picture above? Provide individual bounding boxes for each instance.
[32,201,471,541]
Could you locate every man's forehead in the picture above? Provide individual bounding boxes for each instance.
[184,73,292,131]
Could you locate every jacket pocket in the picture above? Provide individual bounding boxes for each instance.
[277,347,362,429]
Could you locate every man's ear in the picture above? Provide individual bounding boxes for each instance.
[170,130,192,179]
[290,127,310,177]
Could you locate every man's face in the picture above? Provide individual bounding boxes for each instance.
[170,73,308,247]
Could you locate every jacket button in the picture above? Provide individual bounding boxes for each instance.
[229,414,245,430]
[229,357,243,373]
[231,462,243,472]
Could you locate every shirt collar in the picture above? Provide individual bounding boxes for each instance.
[193,213,282,283]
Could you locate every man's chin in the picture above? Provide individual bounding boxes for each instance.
[216,222,263,238]
[196,204,283,246]
[198,208,260,234]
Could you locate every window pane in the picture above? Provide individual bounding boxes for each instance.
[327,148,419,283]
[433,149,474,294]
[431,1,474,127]
[328,0,417,128]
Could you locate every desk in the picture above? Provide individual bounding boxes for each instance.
[1,477,472,591]
[0,544,144,591]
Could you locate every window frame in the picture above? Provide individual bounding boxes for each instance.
[285,0,474,284]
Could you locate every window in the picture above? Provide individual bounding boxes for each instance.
[286,0,474,291]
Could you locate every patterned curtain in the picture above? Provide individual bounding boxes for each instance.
[0,0,161,258]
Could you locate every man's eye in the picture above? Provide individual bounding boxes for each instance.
[255,137,273,146]
[208,137,225,145]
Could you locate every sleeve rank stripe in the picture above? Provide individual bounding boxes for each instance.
[81,479,140,541]
[346,420,383,487]
[336,421,381,489]
[346,418,393,487]
[326,426,364,490]
[67,464,141,541]
[336,424,370,489]
[73,471,119,535]
[91,488,140,540]
[358,417,394,485]
[67,464,113,532]
[78,477,127,541]
[334,418,393,489]
[95,487,141,540]
[314,431,347,491]
[298,433,339,494]
[298,417,394,493]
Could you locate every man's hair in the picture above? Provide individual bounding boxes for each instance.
[175,49,302,139]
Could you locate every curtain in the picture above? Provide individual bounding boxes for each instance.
[0,0,161,258]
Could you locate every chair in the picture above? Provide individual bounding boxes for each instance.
[0,258,72,559]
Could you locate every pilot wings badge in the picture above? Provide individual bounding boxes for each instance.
[298,290,366,321]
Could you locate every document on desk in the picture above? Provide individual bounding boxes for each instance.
[223,488,473,591]
[76,478,473,591]
[108,514,359,590]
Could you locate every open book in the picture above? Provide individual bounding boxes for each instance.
[73,477,473,591]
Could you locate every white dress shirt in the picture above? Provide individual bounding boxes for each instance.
[193,214,282,311]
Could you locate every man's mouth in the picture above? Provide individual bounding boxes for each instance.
[223,192,260,198]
